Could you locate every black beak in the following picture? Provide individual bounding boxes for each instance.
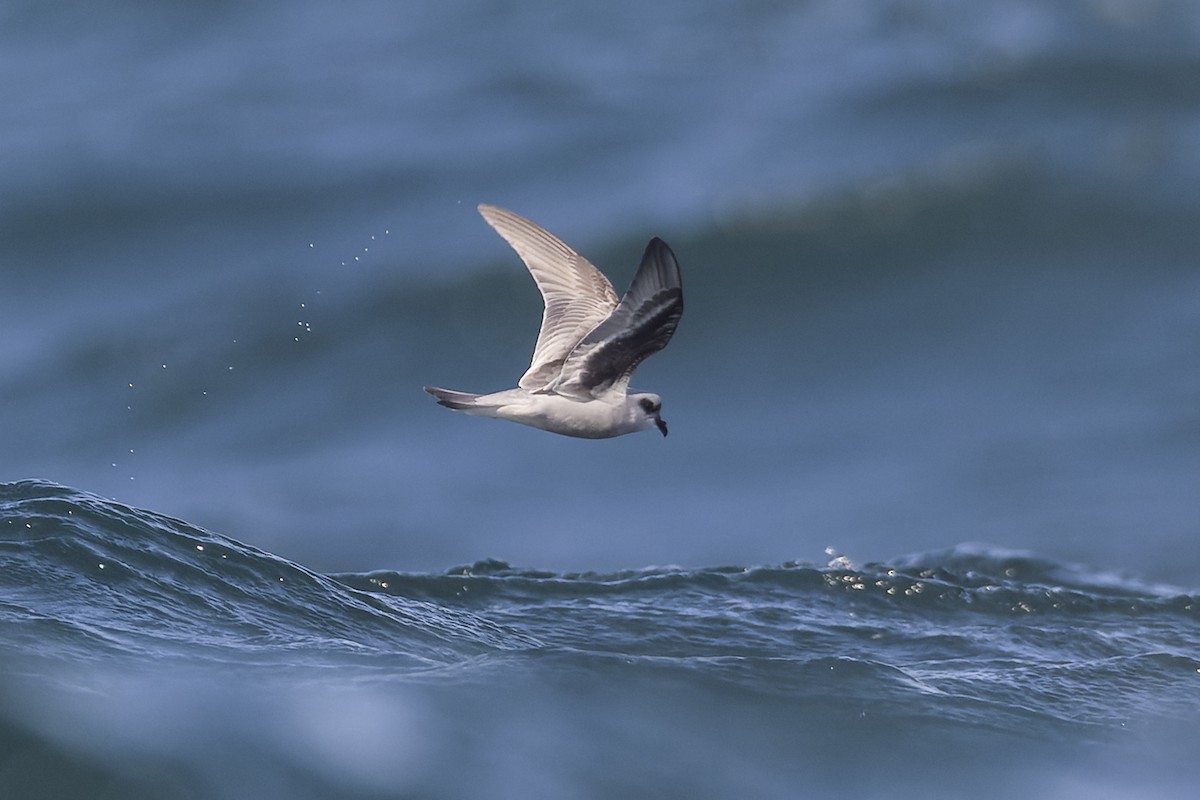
[655,417,668,437]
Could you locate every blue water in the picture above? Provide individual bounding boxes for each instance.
[3,1,1200,797]
[3,480,1198,799]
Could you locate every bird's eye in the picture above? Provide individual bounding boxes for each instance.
[640,398,656,412]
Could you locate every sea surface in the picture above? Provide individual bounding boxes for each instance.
[3,480,1199,799]
[2,1,1199,798]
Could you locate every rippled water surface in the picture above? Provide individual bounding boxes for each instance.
[3,1,1199,797]
[2,481,1198,799]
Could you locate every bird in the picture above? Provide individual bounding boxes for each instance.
[424,204,683,439]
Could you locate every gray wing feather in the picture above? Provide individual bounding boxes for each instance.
[477,205,619,391]
[552,237,683,399]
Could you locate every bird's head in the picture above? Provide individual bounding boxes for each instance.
[632,392,668,437]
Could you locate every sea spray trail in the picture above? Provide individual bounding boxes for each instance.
[5,0,1200,581]
[4,1,1199,796]
[7,158,1197,580]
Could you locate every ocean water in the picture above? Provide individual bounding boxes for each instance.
[2,0,1199,797]
[3,480,1199,799]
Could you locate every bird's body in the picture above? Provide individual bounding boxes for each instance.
[424,205,683,439]
[424,386,662,439]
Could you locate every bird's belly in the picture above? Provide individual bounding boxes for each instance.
[508,395,623,439]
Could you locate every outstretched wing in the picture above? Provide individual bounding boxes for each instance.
[477,205,619,391]
[552,237,683,399]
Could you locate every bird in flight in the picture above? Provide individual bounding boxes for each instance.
[424,204,683,439]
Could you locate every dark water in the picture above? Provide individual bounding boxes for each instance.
[2,480,1199,799]
[3,1,1200,797]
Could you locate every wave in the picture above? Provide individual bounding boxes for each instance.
[3,480,1200,800]
[347,547,1199,615]
[3,480,1197,728]
[0,480,536,667]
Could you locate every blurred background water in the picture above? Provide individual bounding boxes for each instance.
[2,0,1199,797]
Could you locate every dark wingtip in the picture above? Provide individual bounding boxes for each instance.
[644,237,678,270]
